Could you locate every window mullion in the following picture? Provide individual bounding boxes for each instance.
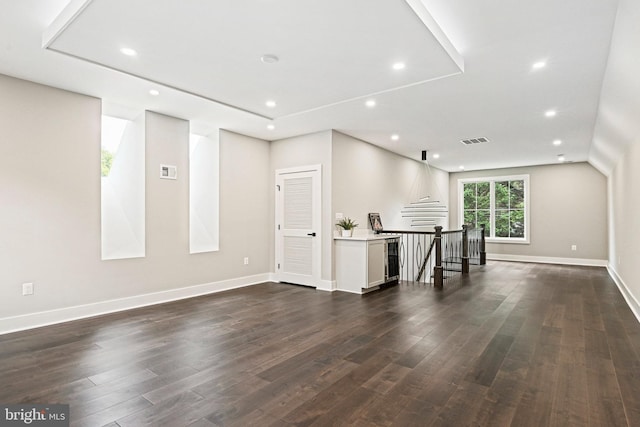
[490,181,495,238]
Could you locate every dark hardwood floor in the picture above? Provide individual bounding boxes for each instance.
[2,261,640,426]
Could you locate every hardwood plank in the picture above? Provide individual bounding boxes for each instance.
[309,386,378,426]
[473,358,529,426]
[353,391,413,426]
[550,361,589,426]
[431,381,489,427]
[70,396,152,427]
[465,333,515,386]
[116,391,203,427]
[392,398,440,427]
[280,349,399,426]
[361,362,412,395]
[586,356,627,427]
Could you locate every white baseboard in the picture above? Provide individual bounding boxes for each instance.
[0,273,272,335]
[335,288,364,295]
[607,265,640,324]
[268,272,336,292]
[487,253,608,267]
[316,280,337,292]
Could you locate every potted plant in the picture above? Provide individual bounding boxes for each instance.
[336,217,358,237]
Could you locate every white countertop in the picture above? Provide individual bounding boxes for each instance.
[334,234,400,241]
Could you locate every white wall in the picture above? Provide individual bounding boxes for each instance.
[609,144,640,313]
[0,75,271,331]
[449,162,608,263]
[592,0,640,317]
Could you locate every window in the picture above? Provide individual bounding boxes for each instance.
[189,133,219,254]
[459,175,529,243]
[101,114,146,260]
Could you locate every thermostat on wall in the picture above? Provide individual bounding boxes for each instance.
[160,164,177,180]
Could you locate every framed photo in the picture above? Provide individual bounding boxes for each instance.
[368,213,383,233]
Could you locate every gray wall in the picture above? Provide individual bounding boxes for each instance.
[269,130,449,283]
[331,131,449,279]
[449,162,608,261]
[0,74,271,320]
[269,130,333,283]
[332,131,449,232]
[2,70,623,326]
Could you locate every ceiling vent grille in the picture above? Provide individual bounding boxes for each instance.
[460,137,489,145]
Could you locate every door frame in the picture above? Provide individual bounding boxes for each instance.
[274,164,322,288]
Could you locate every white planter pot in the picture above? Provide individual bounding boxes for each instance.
[341,229,353,237]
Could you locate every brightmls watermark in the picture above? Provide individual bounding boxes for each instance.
[1,405,69,426]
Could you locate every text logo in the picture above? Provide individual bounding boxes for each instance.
[1,405,69,426]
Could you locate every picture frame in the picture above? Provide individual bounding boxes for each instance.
[368,213,383,233]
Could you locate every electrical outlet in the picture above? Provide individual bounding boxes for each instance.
[22,282,33,296]
[571,244,577,251]
[244,257,249,265]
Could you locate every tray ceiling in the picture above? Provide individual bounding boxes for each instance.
[44,0,463,118]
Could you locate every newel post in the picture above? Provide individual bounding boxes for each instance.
[434,226,443,288]
[480,224,487,265]
[462,224,469,274]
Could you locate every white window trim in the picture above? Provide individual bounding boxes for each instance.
[457,174,530,244]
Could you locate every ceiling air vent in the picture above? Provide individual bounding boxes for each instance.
[460,137,489,145]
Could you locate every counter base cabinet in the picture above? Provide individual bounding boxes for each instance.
[335,237,397,294]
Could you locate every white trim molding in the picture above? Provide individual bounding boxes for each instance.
[607,265,640,324]
[316,280,337,292]
[458,174,530,244]
[487,253,607,267]
[268,275,336,292]
[0,273,271,335]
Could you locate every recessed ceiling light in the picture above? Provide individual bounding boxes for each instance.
[149,89,160,96]
[267,124,275,130]
[392,62,406,70]
[265,100,277,108]
[391,134,399,141]
[459,165,465,170]
[545,110,557,117]
[532,61,546,70]
[261,54,279,64]
[365,99,376,108]
[433,153,440,159]
[553,139,562,146]
[120,47,137,56]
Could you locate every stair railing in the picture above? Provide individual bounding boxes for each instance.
[380,224,485,288]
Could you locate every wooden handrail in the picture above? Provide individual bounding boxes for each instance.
[379,229,436,235]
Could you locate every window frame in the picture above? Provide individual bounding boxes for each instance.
[458,174,530,244]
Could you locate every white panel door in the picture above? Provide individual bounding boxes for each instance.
[275,165,321,287]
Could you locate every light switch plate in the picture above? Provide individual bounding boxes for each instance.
[160,164,177,180]
[22,282,33,296]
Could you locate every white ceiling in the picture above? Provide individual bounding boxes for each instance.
[0,0,620,172]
